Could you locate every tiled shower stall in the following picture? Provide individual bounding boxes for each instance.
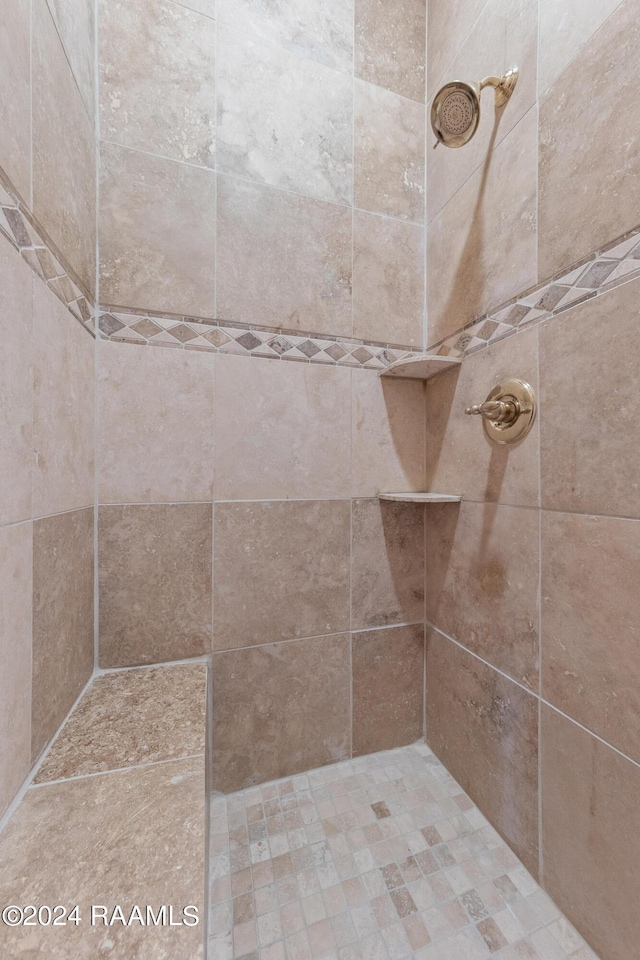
[0,0,639,957]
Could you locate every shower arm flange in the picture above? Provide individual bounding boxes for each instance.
[478,68,519,108]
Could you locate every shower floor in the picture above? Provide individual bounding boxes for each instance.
[208,744,598,960]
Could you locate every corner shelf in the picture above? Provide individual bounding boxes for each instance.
[379,355,461,380]
[378,493,462,503]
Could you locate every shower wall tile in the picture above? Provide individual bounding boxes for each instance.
[99,0,216,167]
[217,0,354,74]
[33,280,95,518]
[426,630,539,877]
[351,368,426,498]
[427,0,487,96]
[425,325,539,508]
[97,341,215,504]
[216,24,353,205]
[32,508,94,761]
[175,0,215,15]
[353,211,424,347]
[426,0,538,222]
[214,353,351,501]
[212,634,351,792]
[427,106,538,345]
[0,523,32,820]
[539,0,624,94]
[0,0,31,205]
[0,242,33,527]
[352,624,424,756]
[99,141,216,317]
[424,501,539,691]
[33,0,96,296]
[351,499,425,630]
[98,503,213,668]
[46,0,96,120]
[354,0,426,102]
[213,500,350,650]
[541,511,640,765]
[539,278,640,518]
[538,0,640,280]
[216,175,352,336]
[354,80,425,223]
[541,706,640,960]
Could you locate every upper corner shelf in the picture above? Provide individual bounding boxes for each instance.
[378,493,462,504]
[379,355,461,381]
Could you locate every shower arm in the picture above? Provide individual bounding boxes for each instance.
[478,68,519,108]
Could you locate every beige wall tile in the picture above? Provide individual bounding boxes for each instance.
[539,0,624,94]
[425,326,539,508]
[98,341,215,503]
[212,635,351,791]
[354,80,425,223]
[99,141,216,316]
[217,24,352,205]
[32,508,94,761]
[427,107,537,346]
[542,511,640,764]
[351,369,426,498]
[33,0,96,295]
[541,706,640,959]
[99,0,216,167]
[355,0,425,102]
[217,175,352,336]
[353,211,425,347]
[33,281,95,518]
[351,499,424,629]
[427,0,487,97]
[0,0,31,204]
[426,630,539,876]
[0,242,33,526]
[47,0,95,120]
[538,0,640,279]
[539,278,640,517]
[0,523,32,820]
[214,354,351,500]
[352,624,424,755]
[217,0,354,73]
[424,501,539,691]
[98,503,212,668]
[213,500,350,650]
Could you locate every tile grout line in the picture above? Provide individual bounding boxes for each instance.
[29,753,206,790]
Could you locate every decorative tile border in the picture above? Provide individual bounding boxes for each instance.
[430,227,640,358]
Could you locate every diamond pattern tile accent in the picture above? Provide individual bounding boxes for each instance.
[236,332,263,351]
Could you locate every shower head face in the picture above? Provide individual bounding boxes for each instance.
[431,81,480,148]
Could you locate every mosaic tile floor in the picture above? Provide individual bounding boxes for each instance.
[208,744,599,960]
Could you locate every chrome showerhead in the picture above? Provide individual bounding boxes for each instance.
[431,68,519,148]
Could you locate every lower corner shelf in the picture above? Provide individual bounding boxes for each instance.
[378,492,462,503]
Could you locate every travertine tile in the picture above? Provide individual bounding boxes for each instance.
[214,353,351,500]
[98,503,212,668]
[426,631,539,876]
[539,0,625,94]
[424,501,539,691]
[217,175,352,336]
[353,211,425,347]
[427,0,487,96]
[33,279,95,517]
[352,624,424,755]
[99,0,216,166]
[354,80,425,223]
[33,0,96,294]
[47,0,96,119]
[217,24,353,204]
[98,340,215,503]
[213,500,350,651]
[212,635,350,791]
[0,758,204,958]
[99,141,216,316]
[541,705,640,960]
[32,508,94,761]
[0,0,31,204]
[542,511,640,764]
[355,0,426,102]
[0,523,32,819]
[217,0,354,73]
[539,277,640,517]
[425,325,539,508]
[36,664,207,782]
[539,0,640,279]
[0,241,32,526]
[351,499,424,629]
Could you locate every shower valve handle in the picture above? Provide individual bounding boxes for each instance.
[465,399,518,424]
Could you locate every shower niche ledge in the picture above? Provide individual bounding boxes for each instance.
[380,355,461,380]
[378,492,462,503]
